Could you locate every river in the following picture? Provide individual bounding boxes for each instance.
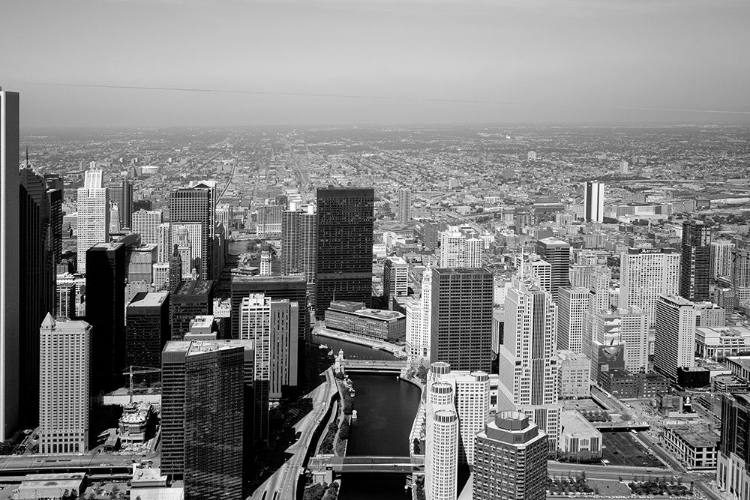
[312,337,421,500]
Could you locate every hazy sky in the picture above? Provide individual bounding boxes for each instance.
[3,0,750,127]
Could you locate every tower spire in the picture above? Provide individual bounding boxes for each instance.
[25,145,29,167]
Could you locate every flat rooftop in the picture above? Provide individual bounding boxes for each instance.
[174,280,214,296]
[129,291,169,308]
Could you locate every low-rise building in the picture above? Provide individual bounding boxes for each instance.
[558,410,602,462]
[600,369,669,398]
[557,351,590,399]
[325,300,406,341]
[663,425,719,470]
[696,327,750,359]
[14,473,86,500]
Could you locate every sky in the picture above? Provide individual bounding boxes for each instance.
[2,0,750,127]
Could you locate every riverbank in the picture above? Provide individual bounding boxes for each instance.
[314,328,406,358]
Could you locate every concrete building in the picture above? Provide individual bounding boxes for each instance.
[384,256,409,302]
[584,181,604,223]
[619,248,680,325]
[398,187,411,223]
[430,268,494,373]
[655,295,696,380]
[559,410,602,462]
[439,227,466,268]
[711,240,734,280]
[696,327,750,359]
[325,300,406,341]
[695,301,726,327]
[132,209,163,247]
[663,424,719,471]
[557,351,590,399]
[15,473,86,500]
[466,238,483,268]
[39,315,91,454]
[76,168,109,274]
[280,204,317,302]
[473,412,548,500]
[557,287,590,352]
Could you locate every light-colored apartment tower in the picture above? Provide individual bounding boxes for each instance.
[76,168,109,274]
[466,238,483,268]
[584,181,604,223]
[280,204,317,302]
[425,381,459,500]
[398,188,412,223]
[0,89,21,441]
[711,240,735,281]
[132,209,163,247]
[654,295,696,380]
[439,227,466,268]
[557,287,590,352]
[498,276,560,450]
[619,248,680,325]
[39,314,91,454]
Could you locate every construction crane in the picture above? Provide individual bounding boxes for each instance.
[122,366,162,404]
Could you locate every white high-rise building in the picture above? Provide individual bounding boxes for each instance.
[465,238,483,268]
[240,294,271,381]
[157,222,171,263]
[584,307,649,376]
[619,248,680,326]
[584,181,604,223]
[711,240,735,280]
[498,277,560,450]
[654,295,696,379]
[153,263,170,289]
[425,378,458,500]
[384,256,409,300]
[558,287,590,352]
[588,266,612,314]
[439,227,466,267]
[0,89,21,441]
[529,258,552,294]
[260,251,272,276]
[405,298,423,362]
[407,265,433,363]
[398,188,412,223]
[132,209,163,247]
[76,168,109,274]
[39,314,91,454]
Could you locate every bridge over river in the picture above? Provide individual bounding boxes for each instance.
[340,359,407,373]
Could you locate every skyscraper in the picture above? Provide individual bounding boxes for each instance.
[76,168,109,274]
[0,88,21,441]
[619,248,680,325]
[86,242,127,393]
[231,275,308,342]
[717,393,750,498]
[19,165,55,426]
[557,287,590,352]
[170,280,214,340]
[473,412,548,500]
[384,256,409,302]
[39,314,91,454]
[654,295,696,380]
[44,173,63,266]
[711,240,735,281]
[316,188,374,316]
[498,276,560,449]
[108,178,133,230]
[184,343,244,500]
[425,381,459,500]
[169,181,216,280]
[465,238,483,268]
[430,268,493,372]
[536,237,570,302]
[132,209,163,247]
[681,220,711,302]
[439,227,466,268]
[126,292,170,373]
[280,204,317,301]
[398,188,411,223]
[584,181,604,223]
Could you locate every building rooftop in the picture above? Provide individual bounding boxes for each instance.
[128,291,169,308]
[670,426,720,449]
[561,410,601,437]
[163,339,254,354]
[174,280,214,296]
[538,236,570,247]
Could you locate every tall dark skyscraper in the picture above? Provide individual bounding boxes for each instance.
[281,205,317,302]
[169,181,216,280]
[718,393,750,496]
[430,268,493,372]
[170,280,214,340]
[126,292,170,373]
[536,237,570,302]
[86,241,127,393]
[109,178,133,230]
[0,89,21,441]
[19,166,54,424]
[168,244,183,292]
[44,174,63,265]
[681,219,710,302]
[315,187,374,317]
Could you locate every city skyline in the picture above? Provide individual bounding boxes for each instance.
[2,0,750,127]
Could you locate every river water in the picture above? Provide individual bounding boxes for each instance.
[311,337,421,500]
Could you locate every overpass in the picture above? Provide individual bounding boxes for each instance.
[341,359,406,373]
[325,455,424,473]
[593,421,650,431]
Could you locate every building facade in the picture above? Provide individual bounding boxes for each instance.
[654,295,696,380]
[584,181,604,223]
[681,220,711,302]
[619,248,680,325]
[536,237,570,302]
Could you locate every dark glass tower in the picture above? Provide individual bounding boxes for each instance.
[126,292,170,374]
[169,182,216,280]
[681,219,710,302]
[19,165,54,426]
[86,242,127,393]
[430,268,494,372]
[170,280,214,340]
[315,187,374,317]
[536,237,571,302]
[44,174,63,265]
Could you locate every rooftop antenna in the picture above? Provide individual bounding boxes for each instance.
[25,146,29,167]
[519,245,524,280]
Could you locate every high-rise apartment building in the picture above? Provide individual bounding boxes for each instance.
[439,227,466,268]
[536,237,570,301]
[584,181,604,223]
[86,242,127,393]
[654,295,696,380]
[425,381,459,500]
[430,268,493,373]
[231,276,308,343]
[398,188,412,223]
[316,188,374,316]
[619,248,680,325]
[681,220,710,302]
[711,240,735,281]
[170,280,214,340]
[126,292,170,373]
[161,340,252,488]
[132,209,163,247]
[498,276,560,449]
[280,204,317,300]
[169,181,216,280]
[76,168,109,274]
[39,314,91,454]
[557,287,590,352]
[384,256,409,301]
[184,343,244,500]
[466,238,483,268]
[473,412,548,500]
